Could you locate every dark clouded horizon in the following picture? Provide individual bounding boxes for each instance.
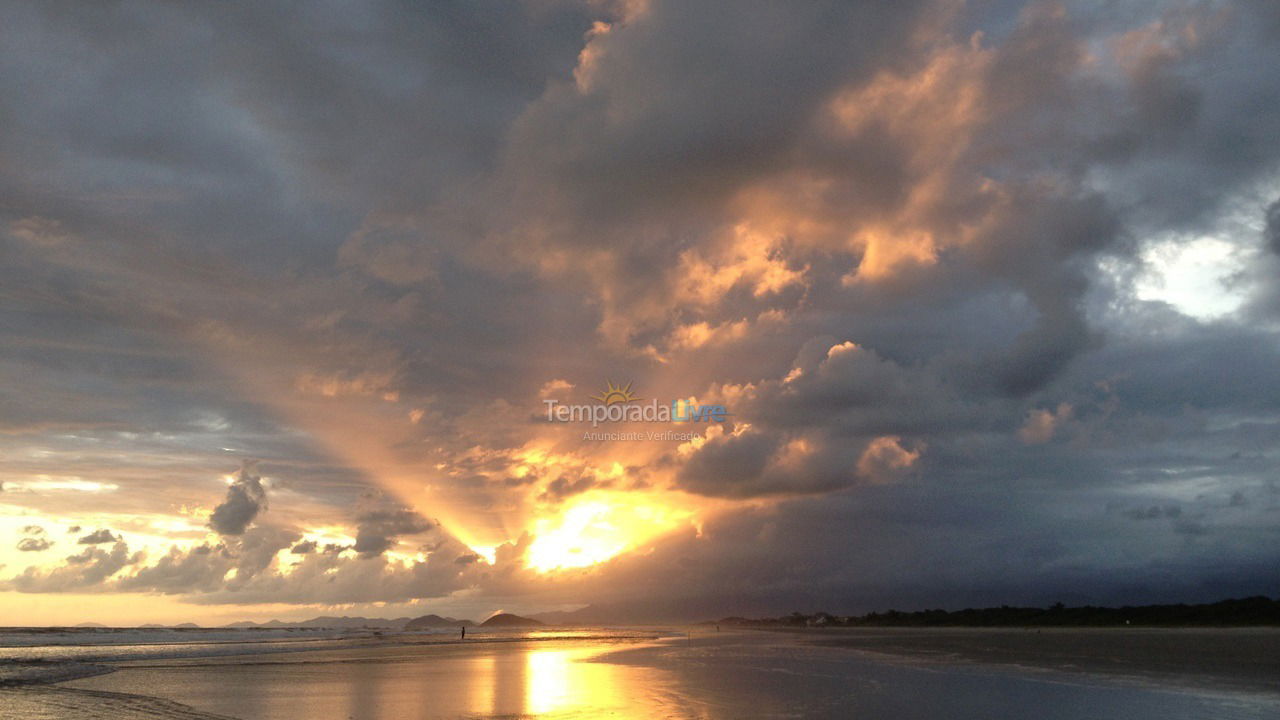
[2,0,1280,624]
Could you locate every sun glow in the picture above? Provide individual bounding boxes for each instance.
[525,495,692,573]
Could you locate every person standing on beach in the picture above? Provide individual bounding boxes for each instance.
[460,626,466,640]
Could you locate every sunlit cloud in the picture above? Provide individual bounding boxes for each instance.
[1135,236,1249,319]
[4,478,120,493]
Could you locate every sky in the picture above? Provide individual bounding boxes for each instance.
[2,0,1280,626]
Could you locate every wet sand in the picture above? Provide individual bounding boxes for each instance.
[6,629,1279,718]
[55,636,689,719]
[791,627,1280,694]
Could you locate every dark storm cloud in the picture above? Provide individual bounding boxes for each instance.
[117,543,234,595]
[114,525,299,595]
[1266,198,1280,255]
[209,465,268,536]
[561,485,1280,615]
[497,0,931,229]
[0,0,593,264]
[538,470,605,502]
[353,508,433,558]
[672,341,947,497]
[77,529,120,545]
[1124,505,1182,521]
[1089,4,1280,232]
[224,525,301,589]
[677,428,778,497]
[16,526,52,552]
[108,524,489,605]
[184,542,483,606]
[7,541,138,592]
[290,540,317,555]
[17,538,53,552]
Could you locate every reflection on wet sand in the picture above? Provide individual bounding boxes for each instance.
[61,637,682,719]
[41,630,1279,720]
[468,643,646,716]
[527,645,632,716]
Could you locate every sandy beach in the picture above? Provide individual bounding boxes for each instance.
[3,627,1278,719]
[793,626,1280,695]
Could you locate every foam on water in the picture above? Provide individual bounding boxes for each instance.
[0,626,336,647]
[2,686,241,720]
[0,660,115,686]
[0,661,235,720]
[0,625,613,664]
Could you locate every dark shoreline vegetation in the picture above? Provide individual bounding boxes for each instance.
[707,596,1280,628]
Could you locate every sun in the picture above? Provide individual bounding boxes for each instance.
[591,380,639,405]
[525,495,692,573]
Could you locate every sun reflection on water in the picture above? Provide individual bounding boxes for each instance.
[526,646,630,715]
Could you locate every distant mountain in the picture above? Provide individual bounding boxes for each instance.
[528,610,578,625]
[297,616,412,629]
[173,622,201,629]
[405,614,473,630]
[221,616,412,629]
[137,623,165,628]
[74,622,107,628]
[530,598,751,625]
[216,612,554,631]
[479,613,544,627]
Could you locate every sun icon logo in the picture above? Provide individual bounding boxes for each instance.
[592,380,640,405]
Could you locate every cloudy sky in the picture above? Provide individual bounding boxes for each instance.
[2,0,1279,625]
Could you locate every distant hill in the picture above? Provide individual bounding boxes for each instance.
[221,615,412,629]
[530,597,760,625]
[480,613,544,627]
[74,622,106,628]
[298,616,412,629]
[405,614,474,629]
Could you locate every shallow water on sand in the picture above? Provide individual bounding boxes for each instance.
[5,630,1279,719]
[63,638,686,719]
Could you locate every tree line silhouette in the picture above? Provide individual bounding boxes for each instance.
[713,596,1280,627]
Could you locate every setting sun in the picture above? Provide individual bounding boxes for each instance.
[525,495,693,573]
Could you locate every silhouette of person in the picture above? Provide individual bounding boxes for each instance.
[460,626,466,640]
